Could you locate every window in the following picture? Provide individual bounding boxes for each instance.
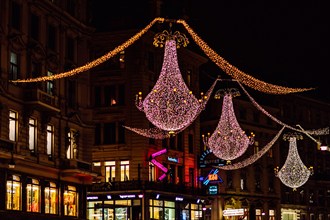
[64,185,78,216]
[9,110,18,141]
[149,199,176,220]
[104,85,125,106]
[11,1,21,30]
[187,69,192,87]
[177,133,183,151]
[240,171,247,191]
[45,182,58,214]
[30,13,40,40]
[27,178,40,212]
[119,51,125,69]
[149,162,156,181]
[120,161,129,181]
[10,51,19,80]
[31,62,41,78]
[66,37,75,61]
[66,129,78,159]
[269,209,275,220]
[6,174,22,210]
[256,209,262,220]
[191,203,203,220]
[68,80,76,108]
[28,118,37,152]
[189,168,194,187]
[46,124,54,156]
[105,161,116,182]
[47,24,56,51]
[47,71,55,95]
[103,121,125,144]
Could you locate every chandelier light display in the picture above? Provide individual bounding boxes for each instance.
[275,133,313,190]
[217,126,285,170]
[204,88,254,163]
[135,31,216,134]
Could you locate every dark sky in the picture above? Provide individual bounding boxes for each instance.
[91,1,330,103]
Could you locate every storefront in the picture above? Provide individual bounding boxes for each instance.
[87,191,206,220]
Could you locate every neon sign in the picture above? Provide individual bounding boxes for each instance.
[150,148,169,181]
[201,169,223,185]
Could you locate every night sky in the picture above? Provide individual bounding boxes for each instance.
[91,1,330,103]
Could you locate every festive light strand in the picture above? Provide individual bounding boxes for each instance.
[275,134,313,190]
[12,17,313,96]
[204,89,254,163]
[135,39,217,133]
[236,81,329,141]
[215,126,285,170]
[177,19,314,94]
[11,17,164,83]
[123,126,171,139]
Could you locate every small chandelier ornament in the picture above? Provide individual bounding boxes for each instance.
[204,88,254,163]
[135,30,215,134]
[275,133,313,191]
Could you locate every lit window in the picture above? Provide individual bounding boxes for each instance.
[269,209,275,220]
[9,110,18,141]
[64,185,78,216]
[29,118,37,152]
[66,129,78,159]
[46,124,54,156]
[120,161,129,181]
[10,52,19,80]
[47,71,54,95]
[149,162,155,181]
[6,174,21,210]
[105,161,116,182]
[119,50,125,69]
[26,178,40,212]
[45,182,58,214]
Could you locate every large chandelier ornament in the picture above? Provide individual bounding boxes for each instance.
[275,133,313,191]
[204,88,254,163]
[135,31,215,134]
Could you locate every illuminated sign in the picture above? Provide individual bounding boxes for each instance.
[223,209,245,216]
[209,185,218,195]
[87,196,99,200]
[199,149,226,168]
[119,194,136,199]
[175,197,184,201]
[150,148,169,181]
[167,156,179,163]
[201,169,223,185]
[107,195,112,199]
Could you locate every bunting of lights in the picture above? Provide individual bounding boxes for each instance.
[12,18,312,96]
[216,126,285,170]
[204,88,254,163]
[275,133,313,190]
[135,34,217,134]
[237,81,329,142]
[11,17,165,83]
[177,19,314,94]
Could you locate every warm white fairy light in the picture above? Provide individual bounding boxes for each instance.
[216,126,285,170]
[237,81,329,142]
[123,126,171,139]
[177,19,314,94]
[275,134,313,190]
[136,39,216,133]
[204,89,254,163]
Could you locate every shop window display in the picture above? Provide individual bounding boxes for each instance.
[6,174,22,210]
[45,182,58,214]
[64,185,78,216]
[26,178,40,212]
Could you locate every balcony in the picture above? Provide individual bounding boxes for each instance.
[24,88,60,113]
[0,139,14,152]
[60,159,98,183]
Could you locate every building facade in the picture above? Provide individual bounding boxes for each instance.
[0,0,97,219]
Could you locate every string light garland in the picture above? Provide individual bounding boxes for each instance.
[123,126,171,139]
[237,81,329,141]
[11,17,312,96]
[215,126,285,170]
[275,133,313,190]
[11,17,165,83]
[135,38,217,133]
[177,19,314,94]
[203,88,254,163]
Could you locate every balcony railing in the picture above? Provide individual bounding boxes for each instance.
[25,88,60,112]
[0,139,15,152]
